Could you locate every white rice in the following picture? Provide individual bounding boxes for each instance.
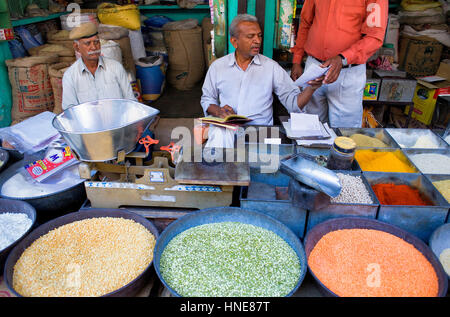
[0,213,33,251]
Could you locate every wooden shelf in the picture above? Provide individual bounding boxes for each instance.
[11,12,68,27]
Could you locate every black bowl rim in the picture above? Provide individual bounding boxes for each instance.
[153,206,308,297]
[4,208,159,297]
[303,217,449,297]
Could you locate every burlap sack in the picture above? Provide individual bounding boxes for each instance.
[6,55,59,121]
[201,17,213,68]
[47,29,71,41]
[164,26,205,90]
[28,44,75,57]
[49,62,71,115]
[98,25,135,76]
[47,31,74,50]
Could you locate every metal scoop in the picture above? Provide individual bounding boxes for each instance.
[280,153,342,198]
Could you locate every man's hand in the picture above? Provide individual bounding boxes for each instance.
[290,63,304,81]
[307,76,325,90]
[207,104,236,118]
[321,55,343,84]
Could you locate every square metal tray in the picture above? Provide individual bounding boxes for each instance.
[337,127,398,149]
[363,172,449,242]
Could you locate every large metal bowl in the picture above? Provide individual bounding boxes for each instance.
[154,207,307,297]
[304,217,448,297]
[0,199,36,273]
[429,223,450,279]
[52,99,160,162]
[4,208,159,297]
[0,151,86,224]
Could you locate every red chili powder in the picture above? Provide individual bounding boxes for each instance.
[308,229,439,297]
[371,183,433,206]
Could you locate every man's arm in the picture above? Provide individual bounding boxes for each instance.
[321,0,388,84]
[61,71,79,110]
[200,63,235,118]
[340,0,388,65]
[296,77,323,109]
[290,0,315,80]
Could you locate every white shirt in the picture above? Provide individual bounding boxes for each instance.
[201,53,302,125]
[62,56,136,110]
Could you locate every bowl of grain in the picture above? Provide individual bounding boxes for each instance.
[304,217,448,297]
[154,207,307,297]
[429,223,450,279]
[0,199,36,273]
[4,208,158,297]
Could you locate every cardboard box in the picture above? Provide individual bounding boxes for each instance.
[363,79,381,101]
[398,35,443,77]
[404,62,450,125]
[378,78,417,102]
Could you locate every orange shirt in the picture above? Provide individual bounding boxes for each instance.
[291,0,388,65]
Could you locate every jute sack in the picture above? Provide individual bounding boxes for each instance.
[28,44,75,57]
[49,62,71,115]
[5,55,59,121]
[201,17,214,68]
[99,25,136,76]
[163,26,205,90]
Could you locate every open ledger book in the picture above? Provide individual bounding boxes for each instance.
[199,115,252,131]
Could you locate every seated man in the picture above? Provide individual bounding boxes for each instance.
[200,14,323,148]
[62,22,136,110]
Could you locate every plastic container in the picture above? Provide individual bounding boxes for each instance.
[136,56,165,102]
[60,13,98,31]
[326,136,356,170]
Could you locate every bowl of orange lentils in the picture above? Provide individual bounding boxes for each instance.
[304,217,448,297]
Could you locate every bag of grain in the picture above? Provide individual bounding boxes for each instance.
[47,30,74,50]
[28,44,74,58]
[99,24,136,76]
[6,55,59,121]
[49,62,71,115]
[97,3,141,31]
[100,39,122,63]
[201,17,214,68]
[163,21,204,90]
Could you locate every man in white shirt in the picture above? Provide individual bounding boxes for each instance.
[62,22,136,110]
[201,14,322,147]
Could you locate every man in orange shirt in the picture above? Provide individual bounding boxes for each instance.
[291,0,388,128]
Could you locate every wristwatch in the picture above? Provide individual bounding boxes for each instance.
[338,54,348,67]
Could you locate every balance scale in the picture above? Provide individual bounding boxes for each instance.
[78,145,250,210]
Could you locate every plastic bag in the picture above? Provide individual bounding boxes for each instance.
[25,24,44,45]
[14,26,42,51]
[101,39,122,63]
[401,0,442,11]
[8,40,28,58]
[97,3,141,31]
[143,15,173,30]
[0,111,61,154]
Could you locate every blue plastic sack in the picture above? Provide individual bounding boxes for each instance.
[14,26,41,51]
[8,40,27,58]
[143,15,173,29]
[25,24,44,46]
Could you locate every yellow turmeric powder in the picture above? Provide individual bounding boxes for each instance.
[355,150,417,173]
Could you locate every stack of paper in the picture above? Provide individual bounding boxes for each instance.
[282,113,336,147]
[294,64,329,88]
